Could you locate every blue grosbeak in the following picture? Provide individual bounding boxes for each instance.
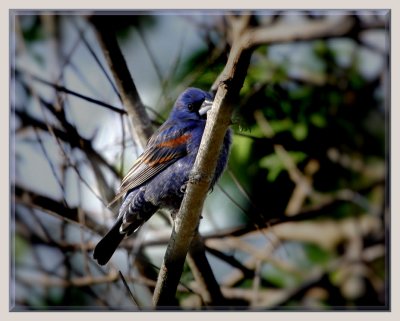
[93,88,232,265]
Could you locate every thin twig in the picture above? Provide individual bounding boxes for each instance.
[187,232,226,307]
[16,68,126,114]
[74,21,122,100]
[89,15,153,147]
[118,271,140,309]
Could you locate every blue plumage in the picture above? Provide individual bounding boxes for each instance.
[93,88,232,265]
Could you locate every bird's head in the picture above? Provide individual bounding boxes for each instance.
[170,88,214,121]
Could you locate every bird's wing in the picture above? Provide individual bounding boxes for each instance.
[108,122,191,207]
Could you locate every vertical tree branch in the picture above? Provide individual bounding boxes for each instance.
[152,15,254,307]
[89,16,153,147]
[187,232,226,307]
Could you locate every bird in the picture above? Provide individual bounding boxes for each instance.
[93,87,232,265]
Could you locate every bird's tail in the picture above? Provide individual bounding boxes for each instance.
[93,217,125,266]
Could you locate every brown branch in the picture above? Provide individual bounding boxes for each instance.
[89,15,153,147]
[152,14,254,307]
[105,176,383,251]
[15,75,120,204]
[15,68,126,115]
[14,184,107,235]
[244,15,355,47]
[205,245,255,279]
[187,232,226,307]
[250,260,262,307]
[14,107,119,181]
[74,23,122,100]
[17,268,153,289]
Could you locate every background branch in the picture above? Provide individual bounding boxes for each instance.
[89,15,153,147]
[187,232,227,307]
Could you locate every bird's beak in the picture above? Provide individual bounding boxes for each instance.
[199,99,213,117]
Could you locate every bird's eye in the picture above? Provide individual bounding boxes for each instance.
[188,99,205,113]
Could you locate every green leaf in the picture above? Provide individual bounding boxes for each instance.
[289,151,308,163]
[231,135,253,165]
[262,264,300,288]
[310,113,327,128]
[259,151,307,181]
[259,154,283,181]
[269,118,293,133]
[302,243,332,266]
[292,123,308,141]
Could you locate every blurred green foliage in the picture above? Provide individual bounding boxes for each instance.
[183,37,386,219]
[174,18,387,309]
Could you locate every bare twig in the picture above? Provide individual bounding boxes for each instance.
[251,260,262,307]
[89,15,153,147]
[187,232,226,307]
[205,245,255,279]
[244,15,354,47]
[254,109,314,216]
[18,270,120,288]
[14,184,107,235]
[74,22,122,100]
[118,271,140,309]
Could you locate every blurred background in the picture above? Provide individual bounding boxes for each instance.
[10,10,389,310]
